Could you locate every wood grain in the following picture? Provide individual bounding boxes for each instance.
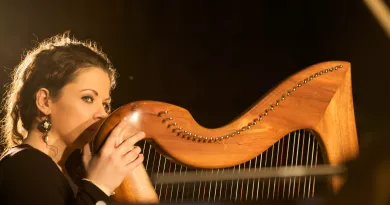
[86,61,359,202]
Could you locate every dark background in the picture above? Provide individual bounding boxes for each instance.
[0,1,389,153]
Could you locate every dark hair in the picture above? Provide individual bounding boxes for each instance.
[0,32,118,155]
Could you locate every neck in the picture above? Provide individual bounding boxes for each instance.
[23,128,74,168]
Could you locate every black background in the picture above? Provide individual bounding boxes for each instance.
[1,0,389,153]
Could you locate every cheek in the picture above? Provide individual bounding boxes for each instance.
[51,101,94,141]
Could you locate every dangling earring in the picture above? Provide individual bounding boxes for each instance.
[38,116,52,144]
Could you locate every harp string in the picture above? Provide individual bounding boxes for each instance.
[208,169,213,202]
[308,132,316,198]
[219,168,224,201]
[263,149,268,199]
[312,142,319,198]
[288,130,297,199]
[197,169,201,201]
[162,158,167,201]
[157,153,163,199]
[247,157,252,201]
[175,164,180,202]
[298,130,306,198]
[141,129,324,202]
[251,155,257,200]
[277,137,285,199]
[304,130,311,198]
[256,152,263,200]
[213,169,219,202]
[268,144,274,199]
[293,130,301,199]
[283,133,291,199]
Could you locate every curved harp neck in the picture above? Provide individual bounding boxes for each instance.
[93,61,358,169]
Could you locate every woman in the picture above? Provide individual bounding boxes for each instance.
[0,32,158,205]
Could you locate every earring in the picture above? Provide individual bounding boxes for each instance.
[38,117,52,144]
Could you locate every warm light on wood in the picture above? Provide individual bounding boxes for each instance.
[87,61,359,203]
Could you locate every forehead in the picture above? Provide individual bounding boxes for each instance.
[69,67,111,96]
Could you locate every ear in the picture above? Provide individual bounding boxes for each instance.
[35,88,52,116]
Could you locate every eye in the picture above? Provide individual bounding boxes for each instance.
[103,103,111,114]
[82,96,94,103]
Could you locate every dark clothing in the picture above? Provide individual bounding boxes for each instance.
[0,144,110,205]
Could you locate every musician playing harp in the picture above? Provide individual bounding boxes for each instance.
[0,32,158,205]
[0,31,359,205]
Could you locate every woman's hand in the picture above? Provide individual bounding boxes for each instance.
[81,116,145,195]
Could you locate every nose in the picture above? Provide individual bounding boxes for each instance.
[93,105,109,121]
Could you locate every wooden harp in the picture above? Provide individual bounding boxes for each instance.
[83,61,359,203]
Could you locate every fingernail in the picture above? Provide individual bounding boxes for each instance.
[115,134,123,147]
[140,132,146,137]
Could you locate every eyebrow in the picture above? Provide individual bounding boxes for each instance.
[81,89,111,101]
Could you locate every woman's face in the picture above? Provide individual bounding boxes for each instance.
[49,67,111,148]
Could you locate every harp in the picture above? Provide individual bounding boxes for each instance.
[78,61,359,203]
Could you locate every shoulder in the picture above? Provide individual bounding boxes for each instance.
[0,144,66,187]
[0,145,72,204]
[0,144,59,173]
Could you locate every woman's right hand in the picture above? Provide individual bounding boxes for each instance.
[81,115,146,195]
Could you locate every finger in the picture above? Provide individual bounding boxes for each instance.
[114,122,142,147]
[82,142,92,164]
[101,115,132,151]
[122,147,142,164]
[125,154,144,170]
[115,132,145,155]
[82,142,92,157]
[116,137,140,156]
[117,131,145,151]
